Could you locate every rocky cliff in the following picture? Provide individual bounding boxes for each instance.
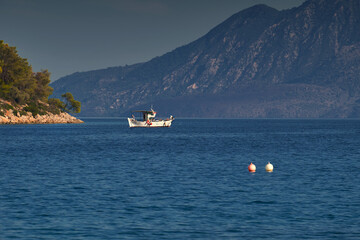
[51,0,360,118]
[0,99,83,124]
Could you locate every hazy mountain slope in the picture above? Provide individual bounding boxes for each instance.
[51,0,360,118]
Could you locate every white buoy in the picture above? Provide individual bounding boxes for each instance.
[248,163,256,172]
[265,162,273,172]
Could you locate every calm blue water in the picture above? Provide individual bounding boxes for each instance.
[1,119,360,239]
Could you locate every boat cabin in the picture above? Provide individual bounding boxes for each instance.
[132,110,157,121]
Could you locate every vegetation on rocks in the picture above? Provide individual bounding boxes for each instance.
[0,40,81,122]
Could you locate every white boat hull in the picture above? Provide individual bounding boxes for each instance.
[128,118,173,128]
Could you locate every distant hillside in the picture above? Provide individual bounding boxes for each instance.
[51,0,360,118]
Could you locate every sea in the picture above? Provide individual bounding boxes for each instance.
[1,118,360,239]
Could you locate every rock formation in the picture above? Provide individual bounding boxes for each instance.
[0,99,83,124]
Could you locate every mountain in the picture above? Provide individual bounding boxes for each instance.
[51,0,360,118]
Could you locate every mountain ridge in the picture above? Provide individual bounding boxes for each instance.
[51,0,360,118]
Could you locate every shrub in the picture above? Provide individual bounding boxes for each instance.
[20,110,27,116]
[48,98,63,114]
[1,103,14,110]
[24,102,40,117]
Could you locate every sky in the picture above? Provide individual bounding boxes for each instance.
[1,0,306,81]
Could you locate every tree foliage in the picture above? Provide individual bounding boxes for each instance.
[61,92,81,113]
[0,40,81,114]
[0,40,34,102]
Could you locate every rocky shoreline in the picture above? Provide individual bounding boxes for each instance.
[0,100,83,124]
[0,110,83,124]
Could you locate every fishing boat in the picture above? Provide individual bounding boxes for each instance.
[127,108,174,128]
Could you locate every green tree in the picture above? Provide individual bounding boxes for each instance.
[0,40,32,101]
[0,41,81,116]
[48,98,64,114]
[33,70,53,101]
[0,41,55,103]
[61,92,81,113]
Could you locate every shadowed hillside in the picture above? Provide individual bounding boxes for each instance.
[51,0,360,118]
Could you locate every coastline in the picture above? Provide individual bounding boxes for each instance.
[0,100,83,124]
[0,111,83,124]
